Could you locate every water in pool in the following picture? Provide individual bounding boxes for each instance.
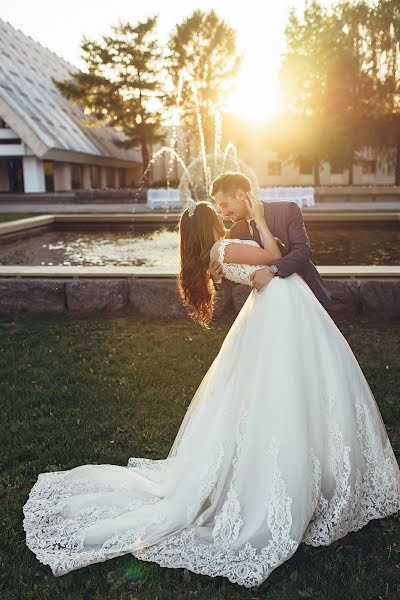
[0,222,399,267]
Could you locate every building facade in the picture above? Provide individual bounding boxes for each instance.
[0,19,142,193]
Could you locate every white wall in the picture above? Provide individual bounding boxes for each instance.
[54,163,72,192]
[22,156,45,192]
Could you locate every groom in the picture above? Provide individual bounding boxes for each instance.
[209,171,332,309]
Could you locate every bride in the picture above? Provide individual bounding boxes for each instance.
[23,194,400,589]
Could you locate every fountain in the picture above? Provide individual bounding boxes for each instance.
[0,63,398,322]
[179,152,259,203]
[135,68,260,213]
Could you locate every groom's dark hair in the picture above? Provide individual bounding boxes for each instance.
[210,171,251,198]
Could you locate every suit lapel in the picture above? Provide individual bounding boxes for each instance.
[264,201,275,231]
[228,219,252,240]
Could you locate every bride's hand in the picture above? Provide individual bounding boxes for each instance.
[244,191,265,224]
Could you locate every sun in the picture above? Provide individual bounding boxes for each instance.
[225,70,282,123]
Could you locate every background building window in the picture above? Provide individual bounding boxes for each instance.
[71,165,82,189]
[91,166,100,188]
[106,167,114,188]
[362,160,376,174]
[298,156,313,175]
[330,158,344,174]
[7,158,23,192]
[44,161,54,192]
[268,161,282,176]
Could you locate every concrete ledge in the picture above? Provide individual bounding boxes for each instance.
[51,211,400,222]
[50,211,400,222]
[0,276,398,320]
[0,214,55,235]
[0,265,398,278]
[0,266,178,278]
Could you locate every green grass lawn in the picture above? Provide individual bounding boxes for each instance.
[0,213,37,223]
[0,313,399,600]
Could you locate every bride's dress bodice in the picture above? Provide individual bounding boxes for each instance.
[210,238,268,286]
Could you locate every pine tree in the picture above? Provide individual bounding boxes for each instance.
[53,16,166,185]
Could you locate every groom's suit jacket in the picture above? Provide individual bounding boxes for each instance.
[221,200,332,309]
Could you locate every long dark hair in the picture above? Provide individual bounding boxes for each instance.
[178,201,225,328]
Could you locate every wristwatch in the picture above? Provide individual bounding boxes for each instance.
[269,264,279,276]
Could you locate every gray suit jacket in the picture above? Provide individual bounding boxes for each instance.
[215,201,332,309]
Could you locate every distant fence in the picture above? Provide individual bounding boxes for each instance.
[1,185,400,205]
[259,187,314,207]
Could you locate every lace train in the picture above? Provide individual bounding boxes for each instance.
[23,392,400,587]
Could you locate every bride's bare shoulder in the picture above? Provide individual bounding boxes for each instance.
[209,237,235,261]
[210,238,252,262]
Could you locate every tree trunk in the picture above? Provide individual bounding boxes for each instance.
[348,160,353,185]
[395,143,400,186]
[313,157,320,186]
[141,141,150,187]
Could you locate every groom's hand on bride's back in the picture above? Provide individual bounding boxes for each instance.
[250,267,274,293]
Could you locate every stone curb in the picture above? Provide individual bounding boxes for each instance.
[0,277,398,320]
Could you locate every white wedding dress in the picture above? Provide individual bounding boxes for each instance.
[23,238,400,588]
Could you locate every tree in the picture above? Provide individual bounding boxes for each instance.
[276,0,400,185]
[355,0,400,183]
[53,17,166,185]
[276,0,372,185]
[166,10,243,154]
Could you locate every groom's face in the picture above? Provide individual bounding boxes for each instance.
[213,188,247,222]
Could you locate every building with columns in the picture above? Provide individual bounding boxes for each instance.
[0,19,142,194]
[0,18,396,194]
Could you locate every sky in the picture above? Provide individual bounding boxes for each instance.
[1,0,334,121]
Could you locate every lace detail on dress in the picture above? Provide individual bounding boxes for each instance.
[212,407,248,546]
[211,238,267,286]
[354,396,400,519]
[302,394,400,546]
[302,395,353,545]
[186,442,225,524]
[260,437,299,566]
[23,393,400,586]
[309,448,329,519]
[127,457,169,470]
[135,435,299,588]
[232,406,248,473]
[22,471,164,577]
[141,391,399,586]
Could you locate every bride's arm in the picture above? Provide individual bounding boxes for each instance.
[223,240,281,266]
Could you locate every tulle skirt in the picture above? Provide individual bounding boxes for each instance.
[22,273,400,588]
